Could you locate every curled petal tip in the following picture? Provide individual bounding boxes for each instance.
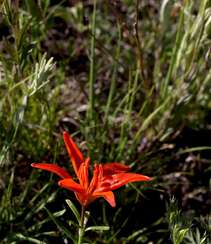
[31,163,41,168]
[145,176,152,181]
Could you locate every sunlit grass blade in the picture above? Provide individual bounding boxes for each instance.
[86,0,97,124]
[104,24,121,124]
[28,209,66,233]
[177,146,211,155]
[161,1,185,98]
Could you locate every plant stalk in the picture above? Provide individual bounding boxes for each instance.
[78,206,85,244]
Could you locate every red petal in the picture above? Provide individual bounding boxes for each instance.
[87,164,99,194]
[103,163,130,175]
[93,191,116,207]
[99,173,151,191]
[31,163,71,179]
[77,157,90,189]
[58,179,84,193]
[63,131,84,174]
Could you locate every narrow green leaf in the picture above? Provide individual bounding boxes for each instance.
[14,233,45,244]
[45,207,75,242]
[65,199,81,224]
[85,226,110,232]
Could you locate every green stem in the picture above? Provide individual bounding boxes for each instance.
[78,206,85,244]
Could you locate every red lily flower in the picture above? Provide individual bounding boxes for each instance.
[31,132,151,207]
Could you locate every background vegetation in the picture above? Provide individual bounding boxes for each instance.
[0,0,210,243]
